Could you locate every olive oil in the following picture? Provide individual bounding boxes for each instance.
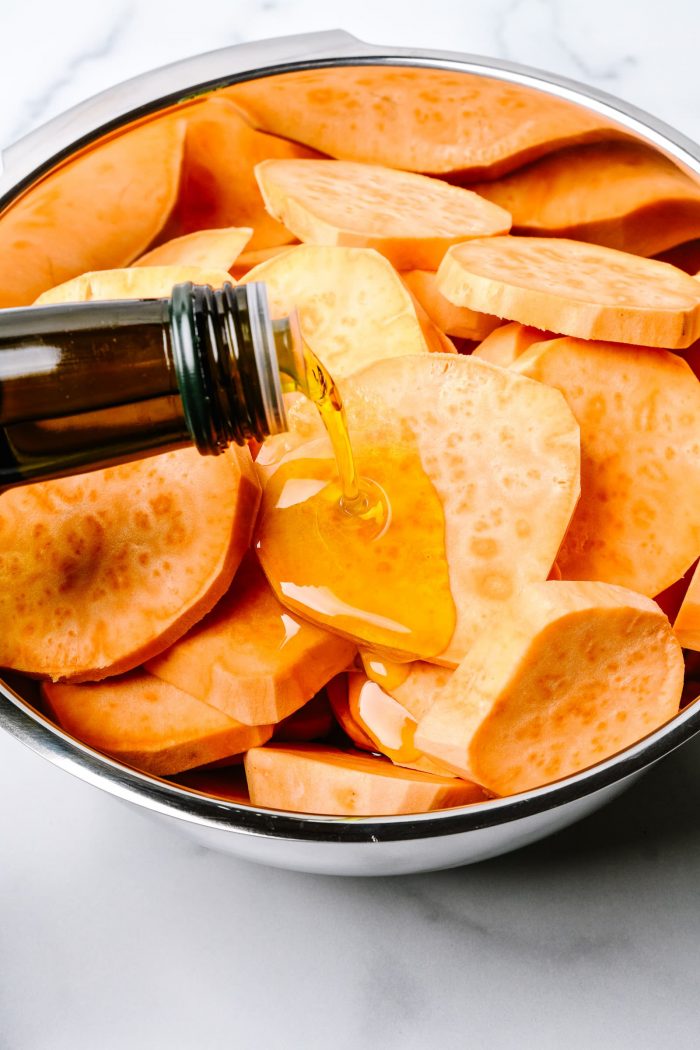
[271,311,387,532]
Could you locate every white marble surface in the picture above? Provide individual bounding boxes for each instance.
[2,1,700,1047]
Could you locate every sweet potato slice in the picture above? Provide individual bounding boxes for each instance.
[674,563,700,651]
[134,227,252,269]
[402,270,500,340]
[241,245,430,376]
[35,265,234,305]
[256,354,580,665]
[326,673,380,752]
[343,673,459,776]
[0,116,185,308]
[226,66,621,178]
[513,337,700,595]
[470,142,700,257]
[244,744,486,816]
[437,236,700,348]
[415,580,685,795]
[255,159,512,270]
[43,671,272,776]
[471,322,552,367]
[0,445,260,681]
[361,660,454,723]
[146,554,355,726]
[174,97,319,251]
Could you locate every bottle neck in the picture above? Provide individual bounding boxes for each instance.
[169,282,287,454]
[0,282,290,489]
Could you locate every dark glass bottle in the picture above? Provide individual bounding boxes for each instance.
[0,282,293,489]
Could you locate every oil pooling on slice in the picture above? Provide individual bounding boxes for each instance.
[258,315,457,661]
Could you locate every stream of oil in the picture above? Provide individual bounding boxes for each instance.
[275,323,387,531]
[264,320,456,661]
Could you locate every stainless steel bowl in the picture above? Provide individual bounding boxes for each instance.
[1,30,698,876]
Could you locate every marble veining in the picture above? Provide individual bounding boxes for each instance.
[2,1,700,1047]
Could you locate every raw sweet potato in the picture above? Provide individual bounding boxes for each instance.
[255,159,512,270]
[43,671,272,775]
[470,142,700,256]
[401,270,500,340]
[0,445,260,680]
[146,554,355,725]
[134,227,252,269]
[226,66,621,178]
[0,116,185,308]
[35,265,234,305]
[361,659,453,723]
[344,672,458,776]
[256,354,580,665]
[513,337,700,595]
[471,322,552,367]
[326,674,379,752]
[415,581,685,795]
[244,743,487,816]
[437,236,700,348]
[174,97,319,251]
[241,244,431,376]
[674,563,700,651]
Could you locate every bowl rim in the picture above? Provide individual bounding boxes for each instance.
[1,32,699,845]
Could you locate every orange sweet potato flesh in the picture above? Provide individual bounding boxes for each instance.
[256,354,580,665]
[255,159,512,270]
[0,116,185,308]
[146,554,355,726]
[471,322,553,367]
[0,445,260,681]
[345,672,459,777]
[674,563,700,651]
[326,674,379,752]
[244,744,487,816]
[415,580,685,795]
[241,245,431,376]
[365,661,454,723]
[401,270,500,341]
[470,142,700,257]
[225,66,621,179]
[513,337,700,595]
[134,227,252,269]
[43,671,272,776]
[35,265,235,305]
[174,97,319,251]
[437,236,700,348]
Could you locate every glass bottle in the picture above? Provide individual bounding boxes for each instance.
[0,282,300,489]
